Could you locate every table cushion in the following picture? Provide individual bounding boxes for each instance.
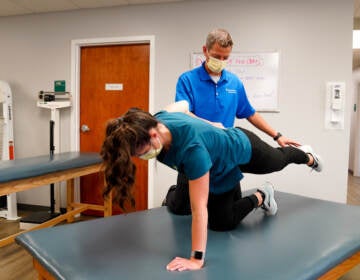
[15,191,360,280]
[0,152,102,183]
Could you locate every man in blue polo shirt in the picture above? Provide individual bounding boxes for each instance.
[176,28,298,141]
[165,28,302,213]
[176,56,253,128]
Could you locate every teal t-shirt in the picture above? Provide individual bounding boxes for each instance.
[155,111,252,194]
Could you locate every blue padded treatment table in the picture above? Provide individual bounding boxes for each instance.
[16,191,360,280]
[0,152,111,247]
[0,152,102,184]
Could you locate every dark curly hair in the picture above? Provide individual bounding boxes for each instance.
[100,108,158,210]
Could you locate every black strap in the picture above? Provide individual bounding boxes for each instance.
[273,132,282,141]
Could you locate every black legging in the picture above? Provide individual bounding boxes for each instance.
[166,177,256,231]
[238,127,309,173]
[165,127,309,231]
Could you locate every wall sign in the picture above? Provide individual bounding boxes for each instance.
[105,83,123,91]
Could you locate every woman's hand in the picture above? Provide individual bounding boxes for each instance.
[166,256,204,271]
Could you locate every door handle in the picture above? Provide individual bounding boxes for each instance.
[81,124,90,133]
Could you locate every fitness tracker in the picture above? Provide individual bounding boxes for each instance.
[273,132,282,141]
[191,250,204,260]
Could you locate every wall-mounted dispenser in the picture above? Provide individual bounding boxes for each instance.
[325,82,345,130]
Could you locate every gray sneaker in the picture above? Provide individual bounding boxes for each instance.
[298,145,323,172]
[258,182,278,216]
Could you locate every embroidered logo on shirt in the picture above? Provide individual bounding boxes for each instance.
[225,88,237,94]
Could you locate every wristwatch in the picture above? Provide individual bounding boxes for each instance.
[273,132,282,141]
[191,250,204,260]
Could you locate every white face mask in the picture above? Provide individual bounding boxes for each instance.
[139,137,163,160]
[207,56,227,73]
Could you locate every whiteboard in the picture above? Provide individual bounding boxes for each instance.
[191,52,280,112]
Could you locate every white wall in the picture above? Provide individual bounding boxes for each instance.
[0,0,353,207]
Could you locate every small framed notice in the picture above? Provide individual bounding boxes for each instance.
[105,83,123,91]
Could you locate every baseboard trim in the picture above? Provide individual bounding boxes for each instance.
[17,203,50,212]
[17,203,66,214]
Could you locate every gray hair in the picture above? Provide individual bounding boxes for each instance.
[205,28,233,50]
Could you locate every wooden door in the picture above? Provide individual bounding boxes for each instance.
[79,44,149,215]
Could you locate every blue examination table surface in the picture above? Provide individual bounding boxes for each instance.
[0,152,102,183]
[0,152,106,247]
[16,191,360,280]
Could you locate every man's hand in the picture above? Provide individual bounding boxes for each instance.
[211,121,225,129]
[277,136,300,147]
[166,256,204,271]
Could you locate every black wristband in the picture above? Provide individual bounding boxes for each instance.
[273,132,282,141]
[191,250,204,260]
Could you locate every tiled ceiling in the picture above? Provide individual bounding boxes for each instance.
[0,0,184,17]
[0,0,358,19]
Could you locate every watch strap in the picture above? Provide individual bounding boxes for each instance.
[191,250,204,260]
[273,132,282,141]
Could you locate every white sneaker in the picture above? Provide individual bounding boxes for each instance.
[298,145,323,172]
[258,182,278,216]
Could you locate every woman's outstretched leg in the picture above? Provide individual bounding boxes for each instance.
[238,128,322,174]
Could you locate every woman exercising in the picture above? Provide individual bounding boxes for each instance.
[100,101,322,272]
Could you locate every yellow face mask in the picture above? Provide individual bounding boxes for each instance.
[139,138,163,160]
[207,56,227,73]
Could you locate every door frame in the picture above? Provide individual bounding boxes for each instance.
[70,36,155,208]
[353,80,360,176]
